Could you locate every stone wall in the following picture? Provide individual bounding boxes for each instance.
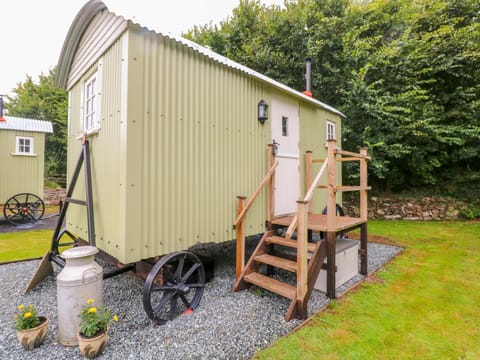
[343,195,470,220]
[43,188,66,205]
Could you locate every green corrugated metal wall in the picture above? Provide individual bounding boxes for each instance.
[122,28,270,263]
[66,37,124,259]
[66,23,342,264]
[0,130,45,203]
[299,104,342,213]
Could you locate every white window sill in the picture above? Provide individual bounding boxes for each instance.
[76,128,101,140]
[12,153,37,157]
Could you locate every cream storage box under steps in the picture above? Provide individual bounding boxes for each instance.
[313,238,359,292]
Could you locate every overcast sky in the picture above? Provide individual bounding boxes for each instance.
[0,0,284,97]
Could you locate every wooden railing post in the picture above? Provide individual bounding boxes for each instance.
[305,151,312,213]
[359,147,368,275]
[359,148,368,222]
[236,196,247,280]
[326,139,337,231]
[326,139,337,299]
[296,200,309,318]
[267,144,275,225]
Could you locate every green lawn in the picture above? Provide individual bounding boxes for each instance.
[0,230,53,262]
[256,221,480,359]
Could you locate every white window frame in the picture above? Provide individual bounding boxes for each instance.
[326,121,336,141]
[15,136,35,156]
[80,60,102,137]
[84,73,97,132]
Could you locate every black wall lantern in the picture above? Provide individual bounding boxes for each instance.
[258,99,268,124]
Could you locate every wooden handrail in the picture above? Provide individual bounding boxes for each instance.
[335,148,371,160]
[286,157,328,239]
[304,159,328,203]
[234,160,279,226]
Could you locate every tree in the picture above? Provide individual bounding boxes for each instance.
[186,0,480,194]
[6,68,68,176]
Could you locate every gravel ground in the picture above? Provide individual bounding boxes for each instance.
[0,239,402,360]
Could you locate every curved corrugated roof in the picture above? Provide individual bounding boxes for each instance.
[55,0,107,89]
[56,0,345,118]
[0,116,53,133]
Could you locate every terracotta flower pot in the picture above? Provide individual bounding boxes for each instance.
[77,330,108,359]
[17,316,48,350]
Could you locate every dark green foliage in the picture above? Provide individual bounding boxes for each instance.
[185,0,480,196]
[5,68,67,176]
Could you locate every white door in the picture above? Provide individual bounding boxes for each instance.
[271,95,300,216]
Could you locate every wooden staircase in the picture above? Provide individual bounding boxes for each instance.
[233,230,327,320]
[233,139,370,321]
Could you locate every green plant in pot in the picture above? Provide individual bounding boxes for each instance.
[77,299,118,359]
[14,303,48,350]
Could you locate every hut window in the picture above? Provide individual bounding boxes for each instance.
[84,73,97,132]
[326,121,336,140]
[282,116,289,136]
[16,136,34,155]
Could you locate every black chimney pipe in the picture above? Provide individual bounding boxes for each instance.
[0,96,4,121]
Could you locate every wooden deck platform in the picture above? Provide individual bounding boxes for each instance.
[272,213,366,232]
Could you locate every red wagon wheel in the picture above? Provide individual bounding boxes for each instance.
[3,193,45,226]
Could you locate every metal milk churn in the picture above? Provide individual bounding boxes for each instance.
[57,246,103,346]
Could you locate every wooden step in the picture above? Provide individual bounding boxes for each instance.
[254,254,297,272]
[266,235,318,252]
[244,272,296,300]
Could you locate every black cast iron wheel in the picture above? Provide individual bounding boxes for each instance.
[3,193,45,226]
[143,251,206,324]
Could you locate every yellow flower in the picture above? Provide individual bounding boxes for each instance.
[18,304,25,311]
[87,299,94,305]
[24,312,32,318]
[113,315,118,322]
[88,307,97,313]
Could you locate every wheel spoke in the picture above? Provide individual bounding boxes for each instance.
[24,209,36,220]
[173,255,185,280]
[179,294,192,309]
[185,283,205,289]
[180,263,201,282]
[163,267,176,282]
[5,206,20,214]
[153,290,176,314]
[169,295,178,320]
[151,284,175,292]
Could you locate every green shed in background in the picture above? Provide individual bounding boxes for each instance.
[56,0,345,265]
[0,115,53,203]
